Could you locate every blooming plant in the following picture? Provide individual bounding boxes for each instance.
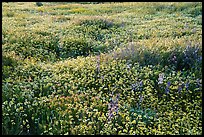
[2,2,202,135]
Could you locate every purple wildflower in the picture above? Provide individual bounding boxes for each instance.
[131,83,136,88]
[139,95,143,103]
[115,107,119,114]
[108,102,112,110]
[101,75,104,82]
[108,93,120,121]
[165,81,171,94]
[132,81,143,92]
[185,81,189,91]
[167,81,171,87]
[139,81,143,87]
[181,82,185,88]
[165,88,170,94]
[178,86,182,93]
[139,81,143,91]
[108,113,113,120]
[116,94,120,102]
[131,83,137,91]
[178,82,184,93]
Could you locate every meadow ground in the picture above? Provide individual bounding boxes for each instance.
[2,2,202,135]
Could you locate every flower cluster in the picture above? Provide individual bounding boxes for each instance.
[2,2,202,135]
[158,73,164,85]
[108,93,120,121]
[131,80,143,92]
[165,81,171,94]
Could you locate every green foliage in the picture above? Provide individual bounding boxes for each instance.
[36,2,43,7]
[129,107,156,125]
[80,19,117,30]
[2,2,202,135]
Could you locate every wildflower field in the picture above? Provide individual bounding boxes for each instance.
[2,2,202,135]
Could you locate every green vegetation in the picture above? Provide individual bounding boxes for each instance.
[2,2,202,135]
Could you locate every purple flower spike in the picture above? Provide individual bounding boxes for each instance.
[178,85,182,93]
[107,93,120,121]
[165,88,170,94]
[165,81,171,94]
[139,81,143,87]
[139,95,143,103]
[185,82,189,91]
[167,81,171,87]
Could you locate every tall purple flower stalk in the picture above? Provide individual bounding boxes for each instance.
[131,83,138,92]
[108,93,120,121]
[96,55,100,74]
[178,82,185,93]
[131,80,143,108]
[139,95,143,105]
[131,80,143,92]
[165,81,171,94]
[185,81,189,91]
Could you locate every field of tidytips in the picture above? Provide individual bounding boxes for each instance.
[2,2,202,135]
